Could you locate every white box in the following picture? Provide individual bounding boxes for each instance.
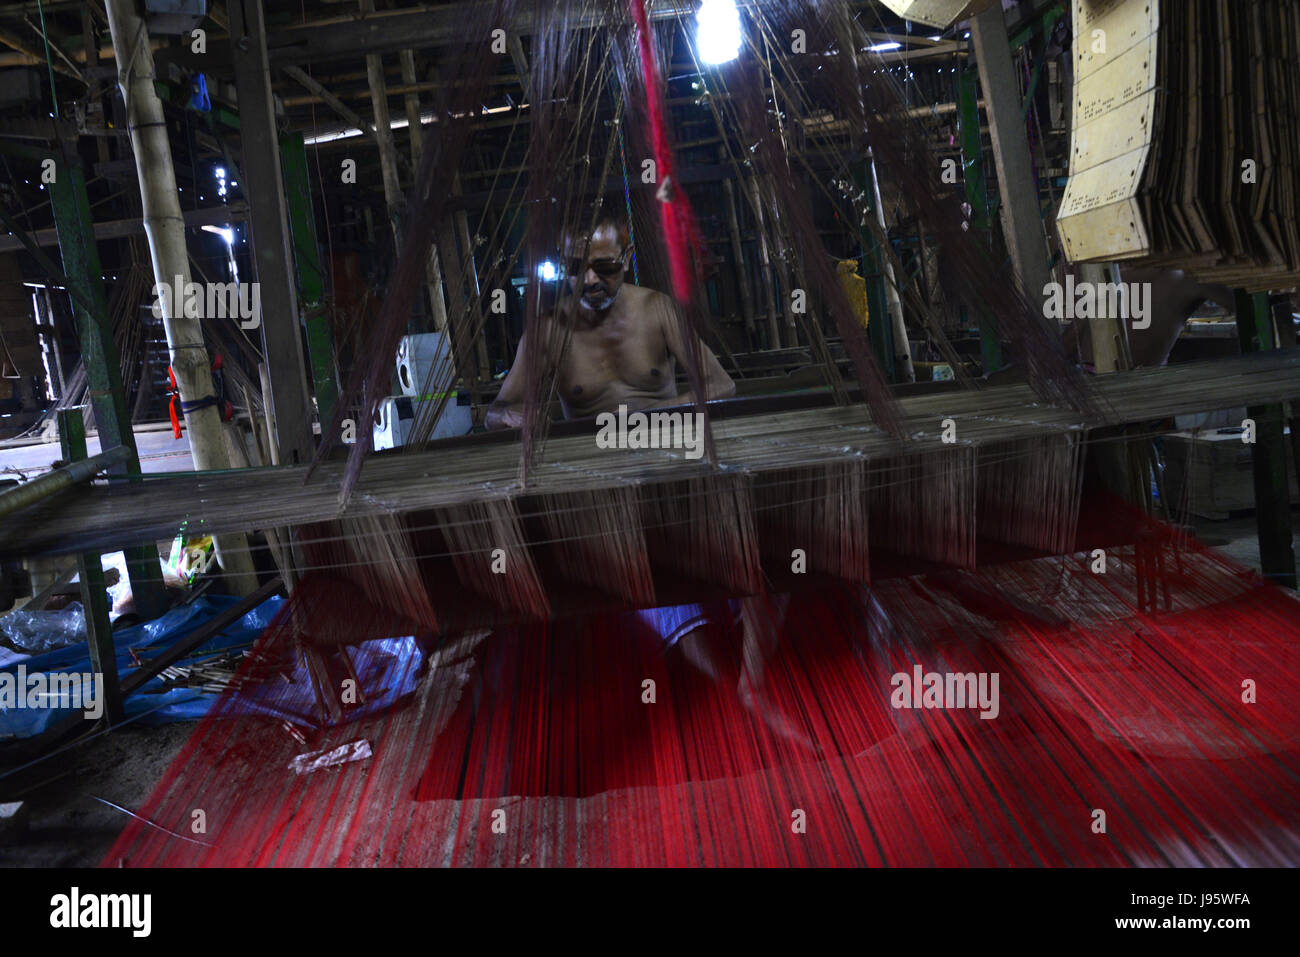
[373,394,473,450]
[396,332,456,398]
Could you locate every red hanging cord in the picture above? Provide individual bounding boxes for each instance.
[627,0,702,304]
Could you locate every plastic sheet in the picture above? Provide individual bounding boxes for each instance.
[0,603,87,655]
[0,594,284,740]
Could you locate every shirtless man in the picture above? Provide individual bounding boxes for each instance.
[484,217,735,429]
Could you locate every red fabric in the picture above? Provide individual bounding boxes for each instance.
[166,367,182,440]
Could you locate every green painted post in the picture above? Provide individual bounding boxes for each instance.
[958,62,1004,375]
[1236,289,1295,589]
[48,145,168,619]
[58,408,124,725]
[280,130,339,425]
[853,159,895,381]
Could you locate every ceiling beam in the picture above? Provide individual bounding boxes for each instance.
[281,63,412,176]
[261,0,698,66]
[0,203,249,253]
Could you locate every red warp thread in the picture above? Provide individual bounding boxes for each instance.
[101,502,1300,867]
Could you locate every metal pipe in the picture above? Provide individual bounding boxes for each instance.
[0,445,131,520]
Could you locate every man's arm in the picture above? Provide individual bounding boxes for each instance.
[653,296,736,407]
[484,330,533,430]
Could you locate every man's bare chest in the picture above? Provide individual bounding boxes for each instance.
[557,319,674,401]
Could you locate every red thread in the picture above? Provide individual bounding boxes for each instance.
[166,367,182,440]
[628,0,702,304]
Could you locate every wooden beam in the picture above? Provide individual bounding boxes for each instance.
[281,64,412,177]
[229,0,315,468]
[0,26,80,78]
[0,203,249,253]
[970,2,1054,325]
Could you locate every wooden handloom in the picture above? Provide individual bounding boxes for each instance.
[6,349,1298,634]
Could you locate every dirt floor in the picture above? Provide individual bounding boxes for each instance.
[1,508,1295,868]
[0,722,194,867]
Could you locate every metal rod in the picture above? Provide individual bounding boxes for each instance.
[0,444,131,520]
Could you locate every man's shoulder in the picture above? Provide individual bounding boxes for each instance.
[628,284,669,305]
[624,285,675,322]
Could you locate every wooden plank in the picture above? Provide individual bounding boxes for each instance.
[3,350,1299,563]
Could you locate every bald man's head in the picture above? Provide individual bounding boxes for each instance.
[562,218,631,312]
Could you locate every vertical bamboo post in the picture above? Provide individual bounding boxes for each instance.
[750,177,781,351]
[104,0,258,595]
[722,178,755,343]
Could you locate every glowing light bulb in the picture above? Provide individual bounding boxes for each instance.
[696,0,742,66]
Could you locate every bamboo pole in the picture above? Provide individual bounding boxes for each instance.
[722,179,755,341]
[749,177,781,351]
[868,154,915,383]
[0,446,131,520]
[104,0,258,595]
[360,0,403,241]
[456,205,491,380]
[400,47,450,332]
[399,49,423,164]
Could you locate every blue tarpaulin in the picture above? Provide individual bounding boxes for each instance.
[0,594,429,739]
[0,596,280,739]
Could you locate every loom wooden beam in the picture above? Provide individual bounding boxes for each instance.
[970,1,1055,327]
[0,25,80,78]
[7,351,1300,564]
[229,0,316,468]
[359,0,404,238]
[722,179,756,340]
[280,64,413,179]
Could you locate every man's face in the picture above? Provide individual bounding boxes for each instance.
[563,223,627,312]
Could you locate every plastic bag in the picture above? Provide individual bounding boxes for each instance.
[0,603,87,654]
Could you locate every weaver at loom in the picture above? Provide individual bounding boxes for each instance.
[485,215,736,429]
[1,0,1298,875]
[485,211,741,650]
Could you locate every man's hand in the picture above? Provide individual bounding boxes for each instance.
[485,403,525,430]
[484,329,537,430]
